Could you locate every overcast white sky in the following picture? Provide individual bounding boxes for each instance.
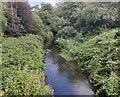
[28,0,58,6]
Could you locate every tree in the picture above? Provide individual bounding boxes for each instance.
[16,2,34,33]
[56,26,77,39]
[4,2,37,36]
[5,2,26,36]
[56,2,119,33]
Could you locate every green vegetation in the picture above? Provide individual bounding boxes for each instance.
[1,2,52,96]
[32,12,53,47]
[56,29,120,96]
[1,1,120,96]
[2,35,51,95]
[36,2,119,96]
[0,3,7,32]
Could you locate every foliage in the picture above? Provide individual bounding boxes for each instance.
[56,29,120,96]
[37,3,54,26]
[16,2,34,32]
[32,12,53,45]
[3,69,51,95]
[37,2,119,39]
[4,2,45,36]
[40,3,54,13]
[37,3,70,37]
[32,12,46,35]
[37,3,119,96]
[56,26,77,39]
[1,1,120,96]
[0,2,7,32]
[2,35,52,95]
[56,2,119,32]
[4,2,27,36]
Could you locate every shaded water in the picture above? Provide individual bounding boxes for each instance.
[45,47,94,96]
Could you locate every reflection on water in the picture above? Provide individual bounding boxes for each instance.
[45,47,94,96]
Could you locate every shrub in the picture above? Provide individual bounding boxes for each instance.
[2,35,52,95]
[56,29,120,96]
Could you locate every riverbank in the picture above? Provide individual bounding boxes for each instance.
[56,28,120,96]
[1,35,52,95]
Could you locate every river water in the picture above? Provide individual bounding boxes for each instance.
[44,47,94,96]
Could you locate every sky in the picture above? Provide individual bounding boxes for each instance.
[2,0,119,4]
[28,0,58,6]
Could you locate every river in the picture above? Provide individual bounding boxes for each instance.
[44,47,94,96]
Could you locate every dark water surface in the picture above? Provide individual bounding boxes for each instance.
[44,47,94,96]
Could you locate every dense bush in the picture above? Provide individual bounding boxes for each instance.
[56,2,119,32]
[0,2,7,32]
[4,2,50,37]
[5,2,26,36]
[1,3,53,95]
[2,35,52,95]
[56,26,77,39]
[37,2,119,39]
[0,3,7,95]
[56,29,120,96]
[32,12,53,46]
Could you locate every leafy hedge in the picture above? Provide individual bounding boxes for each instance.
[1,35,51,95]
[56,29,120,96]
